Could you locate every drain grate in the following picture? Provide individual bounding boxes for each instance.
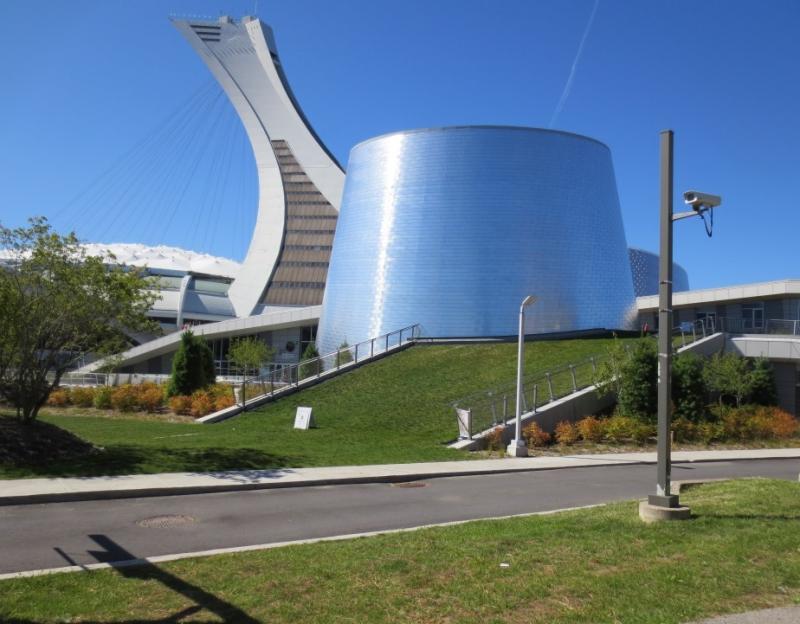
[391,482,428,488]
[136,514,196,528]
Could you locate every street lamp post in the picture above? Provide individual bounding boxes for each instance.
[507,295,537,458]
[640,130,721,522]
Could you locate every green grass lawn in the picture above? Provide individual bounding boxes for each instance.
[1,337,632,479]
[1,479,798,623]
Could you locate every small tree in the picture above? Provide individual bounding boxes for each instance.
[298,342,320,379]
[704,352,752,407]
[228,337,273,378]
[166,330,215,397]
[0,218,156,421]
[593,336,628,398]
[335,341,354,367]
[672,352,708,422]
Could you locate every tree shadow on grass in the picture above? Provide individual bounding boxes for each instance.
[3,444,303,480]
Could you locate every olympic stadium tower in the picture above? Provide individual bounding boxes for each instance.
[317,126,638,355]
[172,15,344,317]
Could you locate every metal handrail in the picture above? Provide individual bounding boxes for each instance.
[236,324,422,407]
[453,317,716,439]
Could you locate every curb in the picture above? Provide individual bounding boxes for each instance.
[2,452,799,506]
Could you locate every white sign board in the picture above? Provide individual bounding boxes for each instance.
[294,406,314,430]
[456,408,472,440]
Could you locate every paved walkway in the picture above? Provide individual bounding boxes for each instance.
[3,448,799,505]
[688,605,800,623]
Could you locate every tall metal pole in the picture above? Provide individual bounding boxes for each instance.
[508,295,535,457]
[651,130,679,508]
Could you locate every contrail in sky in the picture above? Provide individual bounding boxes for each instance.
[549,0,601,129]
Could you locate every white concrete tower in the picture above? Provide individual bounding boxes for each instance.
[172,15,345,316]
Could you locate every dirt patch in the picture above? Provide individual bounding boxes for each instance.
[0,415,101,466]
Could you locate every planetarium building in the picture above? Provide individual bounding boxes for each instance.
[317,126,637,354]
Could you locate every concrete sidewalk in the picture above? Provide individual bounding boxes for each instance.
[2,448,799,506]
[688,605,800,623]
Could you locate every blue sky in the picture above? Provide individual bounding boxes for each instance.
[1,0,798,288]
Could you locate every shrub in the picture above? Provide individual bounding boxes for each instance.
[617,340,658,422]
[523,422,551,448]
[696,421,724,444]
[719,405,760,440]
[190,390,215,418]
[671,417,697,443]
[138,386,164,413]
[761,407,799,438]
[110,385,138,412]
[214,393,235,411]
[672,352,708,422]
[168,395,192,415]
[69,386,96,408]
[93,386,113,410]
[554,421,579,445]
[485,426,506,451]
[167,330,215,397]
[748,358,777,406]
[604,415,641,443]
[46,389,70,407]
[577,416,605,443]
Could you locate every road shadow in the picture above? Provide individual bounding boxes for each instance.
[39,534,261,623]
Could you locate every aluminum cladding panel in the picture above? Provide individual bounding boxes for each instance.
[317,126,636,353]
[628,247,690,297]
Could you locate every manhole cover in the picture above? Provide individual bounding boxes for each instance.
[391,482,428,488]
[136,514,196,528]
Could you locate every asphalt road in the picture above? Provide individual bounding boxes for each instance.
[1,458,797,575]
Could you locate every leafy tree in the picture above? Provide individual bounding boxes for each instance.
[0,217,156,421]
[166,330,215,397]
[298,342,320,379]
[617,339,658,422]
[672,352,708,422]
[703,352,752,407]
[228,337,273,377]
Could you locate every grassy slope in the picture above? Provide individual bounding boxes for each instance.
[1,479,798,623]
[1,337,629,478]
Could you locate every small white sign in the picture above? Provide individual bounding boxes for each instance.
[294,406,314,430]
[456,408,472,440]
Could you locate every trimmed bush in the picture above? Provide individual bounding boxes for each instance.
[214,393,235,411]
[46,389,70,407]
[69,386,96,408]
[138,386,164,413]
[577,416,605,442]
[523,422,551,448]
[110,385,138,412]
[485,426,506,451]
[168,395,192,415]
[554,421,579,445]
[93,386,113,410]
[190,390,214,418]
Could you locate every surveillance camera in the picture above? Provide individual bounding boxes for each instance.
[683,190,721,211]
